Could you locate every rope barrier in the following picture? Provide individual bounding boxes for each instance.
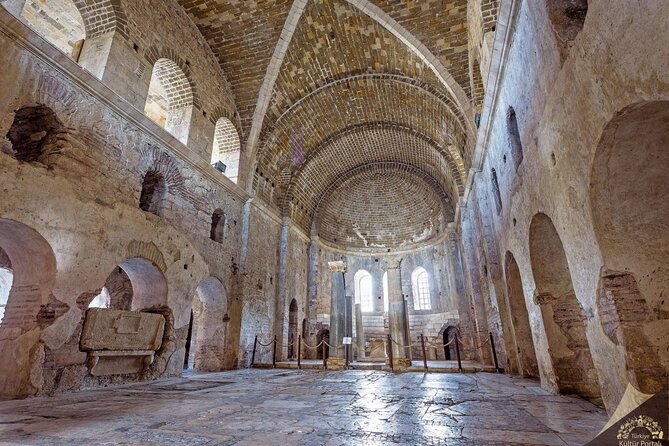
[425,338,457,348]
[257,338,275,347]
[323,341,344,350]
[301,339,324,350]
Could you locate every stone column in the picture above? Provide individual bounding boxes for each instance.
[354,299,365,360]
[327,260,346,368]
[384,258,411,368]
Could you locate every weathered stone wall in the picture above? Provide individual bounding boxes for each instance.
[0,8,246,398]
[461,0,669,411]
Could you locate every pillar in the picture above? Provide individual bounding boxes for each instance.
[327,260,346,368]
[384,258,411,368]
[354,300,365,360]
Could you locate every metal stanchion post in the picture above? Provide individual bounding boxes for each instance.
[322,335,327,370]
[387,334,394,372]
[420,334,428,372]
[297,335,302,369]
[489,332,500,373]
[455,333,463,372]
[272,335,277,368]
[251,335,258,367]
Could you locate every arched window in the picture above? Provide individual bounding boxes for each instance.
[210,209,227,242]
[7,0,85,60]
[144,59,193,143]
[382,271,389,313]
[139,170,166,216]
[507,107,523,169]
[355,270,374,313]
[491,168,502,214]
[211,118,241,183]
[412,267,432,310]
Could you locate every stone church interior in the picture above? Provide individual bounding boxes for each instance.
[0,0,667,444]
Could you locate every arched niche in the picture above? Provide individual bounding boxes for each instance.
[505,251,539,378]
[288,299,298,359]
[188,276,227,372]
[3,105,66,166]
[590,101,669,394]
[529,213,601,402]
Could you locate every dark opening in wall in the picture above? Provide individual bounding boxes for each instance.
[547,0,588,46]
[4,106,65,164]
[139,170,166,216]
[210,209,226,243]
[507,107,523,169]
[491,169,502,214]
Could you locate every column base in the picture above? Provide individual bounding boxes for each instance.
[326,357,346,370]
[386,358,412,370]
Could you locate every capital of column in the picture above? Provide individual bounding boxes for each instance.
[327,260,347,273]
[381,257,402,270]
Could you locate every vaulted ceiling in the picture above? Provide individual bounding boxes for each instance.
[178,0,497,251]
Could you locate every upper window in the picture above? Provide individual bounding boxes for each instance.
[144,59,194,143]
[211,118,241,183]
[412,267,432,310]
[355,270,374,313]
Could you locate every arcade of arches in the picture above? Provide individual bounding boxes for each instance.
[0,0,667,444]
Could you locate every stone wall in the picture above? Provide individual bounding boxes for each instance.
[461,0,669,411]
[0,7,246,398]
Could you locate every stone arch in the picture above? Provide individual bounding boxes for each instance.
[211,117,241,183]
[441,325,459,361]
[144,57,195,143]
[529,213,601,401]
[3,105,67,165]
[354,270,374,313]
[316,328,330,360]
[0,219,57,399]
[0,219,57,333]
[504,251,539,378]
[288,299,298,359]
[189,276,227,371]
[139,170,167,216]
[411,267,432,311]
[589,101,669,394]
[90,258,168,312]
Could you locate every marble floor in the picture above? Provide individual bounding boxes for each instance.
[0,369,608,446]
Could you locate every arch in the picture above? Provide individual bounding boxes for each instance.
[590,101,669,394]
[504,251,539,378]
[4,105,66,165]
[91,258,167,312]
[0,219,57,332]
[382,271,389,313]
[211,118,241,183]
[139,170,167,216]
[491,168,502,214]
[189,276,227,371]
[0,248,12,324]
[144,58,194,143]
[529,213,601,401]
[354,270,374,313]
[288,299,298,359]
[210,209,227,243]
[507,107,523,169]
[411,267,432,311]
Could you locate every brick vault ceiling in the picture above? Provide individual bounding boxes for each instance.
[178,0,484,250]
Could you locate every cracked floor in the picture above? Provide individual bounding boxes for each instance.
[0,369,607,445]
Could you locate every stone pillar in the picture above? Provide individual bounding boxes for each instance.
[354,300,365,360]
[384,258,411,368]
[274,217,290,360]
[327,260,346,368]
